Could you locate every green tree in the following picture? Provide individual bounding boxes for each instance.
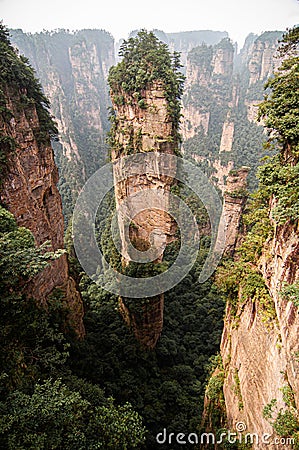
[0,379,146,449]
[258,26,299,153]
[257,26,299,224]
[108,30,185,133]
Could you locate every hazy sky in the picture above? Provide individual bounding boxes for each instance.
[1,0,298,47]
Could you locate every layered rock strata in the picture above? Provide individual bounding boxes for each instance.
[0,83,84,337]
[111,83,178,348]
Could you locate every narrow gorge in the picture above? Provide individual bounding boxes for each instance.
[1,20,298,450]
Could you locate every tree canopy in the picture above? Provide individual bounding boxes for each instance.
[108,30,185,127]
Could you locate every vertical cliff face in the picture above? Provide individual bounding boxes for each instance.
[243,31,283,126]
[110,83,178,349]
[246,32,283,85]
[220,209,299,450]
[182,32,282,192]
[221,167,249,256]
[213,42,234,77]
[10,29,115,220]
[111,83,177,259]
[0,37,84,336]
[212,28,299,448]
[181,38,237,189]
[205,216,299,449]
[108,31,183,348]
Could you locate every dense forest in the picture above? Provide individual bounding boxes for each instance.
[0,18,298,450]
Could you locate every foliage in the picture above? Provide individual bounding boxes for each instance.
[0,206,68,390]
[0,379,146,449]
[188,43,213,70]
[203,354,227,435]
[108,30,185,130]
[0,23,58,145]
[0,206,64,291]
[215,190,275,321]
[280,282,299,307]
[228,188,249,199]
[216,26,299,327]
[258,26,299,153]
[70,254,225,449]
[205,354,224,400]
[232,369,243,411]
[0,204,145,448]
[253,27,299,224]
[257,155,299,224]
[263,385,299,448]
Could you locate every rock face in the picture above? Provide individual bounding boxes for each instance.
[10,29,115,219]
[246,33,283,85]
[220,300,287,448]
[213,43,234,77]
[181,38,235,185]
[0,82,84,337]
[182,32,283,191]
[218,142,299,448]
[221,167,249,255]
[221,219,299,449]
[199,31,299,449]
[219,119,234,153]
[110,83,178,348]
[181,107,210,140]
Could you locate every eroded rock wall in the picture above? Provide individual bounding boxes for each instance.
[0,83,84,337]
[10,29,115,217]
[221,220,299,450]
[182,32,282,192]
[221,167,249,255]
[111,83,178,348]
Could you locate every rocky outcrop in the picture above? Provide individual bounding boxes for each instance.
[244,100,260,123]
[110,83,178,348]
[220,167,249,255]
[181,38,236,190]
[211,159,235,193]
[220,299,286,448]
[259,214,299,406]
[242,31,283,125]
[181,108,210,140]
[213,43,234,77]
[219,140,299,449]
[247,32,283,85]
[0,83,84,337]
[219,120,234,153]
[182,32,282,193]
